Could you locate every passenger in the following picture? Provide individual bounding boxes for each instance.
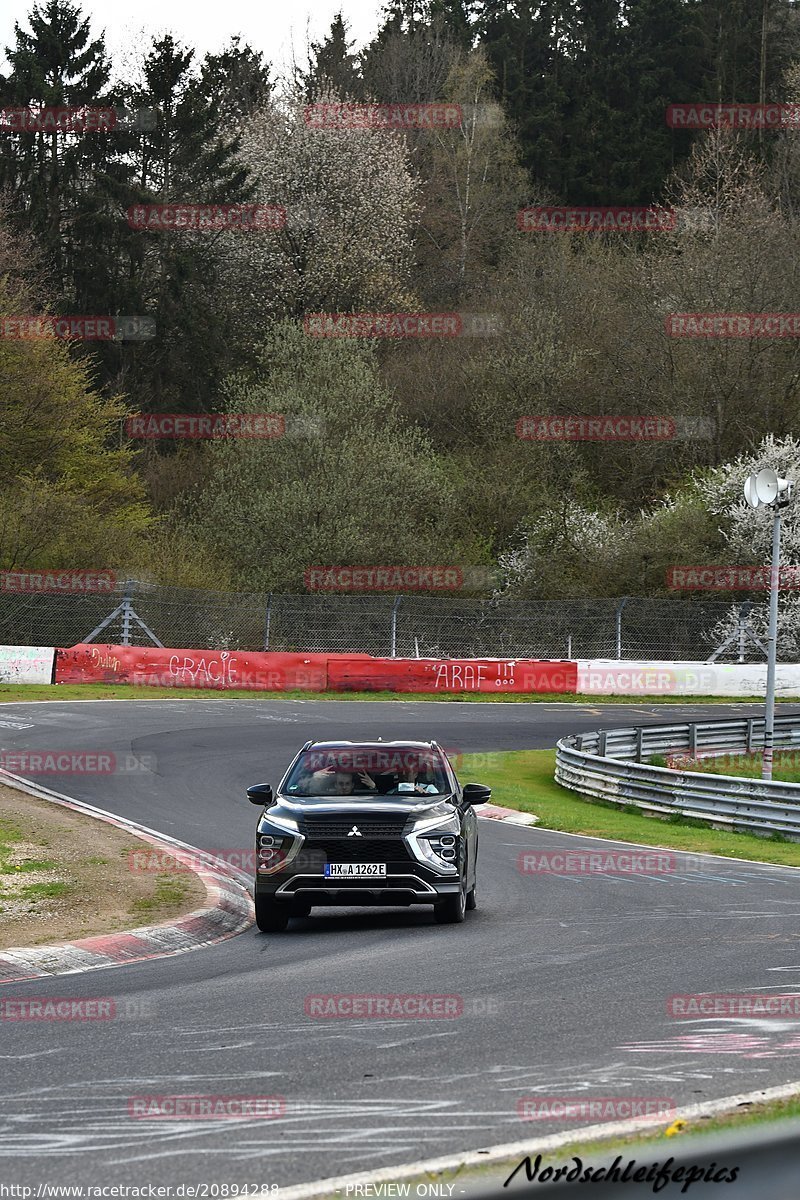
[300,766,376,794]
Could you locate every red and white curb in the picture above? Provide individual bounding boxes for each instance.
[479,801,539,826]
[0,771,253,985]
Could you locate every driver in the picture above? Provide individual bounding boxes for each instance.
[390,762,440,795]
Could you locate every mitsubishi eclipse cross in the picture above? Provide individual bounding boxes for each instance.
[247,739,491,931]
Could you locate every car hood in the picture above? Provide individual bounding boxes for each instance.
[269,795,457,822]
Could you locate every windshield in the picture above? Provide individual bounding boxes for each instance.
[282,746,452,798]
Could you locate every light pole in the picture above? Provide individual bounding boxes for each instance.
[743,468,795,780]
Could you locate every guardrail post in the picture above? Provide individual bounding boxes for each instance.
[688,723,697,756]
[635,726,643,762]
[598,730,607,756]
[746,718,754,754]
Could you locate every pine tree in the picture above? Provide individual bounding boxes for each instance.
[299,15,362,101]
[121,34,254,410]
[0,0,118,299]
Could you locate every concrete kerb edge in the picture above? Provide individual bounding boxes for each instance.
[0,769,253,984]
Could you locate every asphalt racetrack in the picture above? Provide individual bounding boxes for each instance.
[1,698,800,1189]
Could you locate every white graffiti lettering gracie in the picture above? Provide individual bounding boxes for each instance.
[168,652,239,686]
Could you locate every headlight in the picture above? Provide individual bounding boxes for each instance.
[256,818,303,874]
[256,834,294,874]
[405,815,460,875]
[423,833,457,862]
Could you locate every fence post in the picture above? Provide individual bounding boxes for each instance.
[390,595,402,657]
[738,601,750,663]
[615,597,629,660]
[121,580,134,646]
[264,594,272,651]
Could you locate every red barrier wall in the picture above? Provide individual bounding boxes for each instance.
[55,644,340,690]
[54,645,578,694]
[327,657,577,694]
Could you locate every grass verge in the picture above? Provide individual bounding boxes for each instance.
[0,785,207,948]
[0,683,791,703]
[358,1092,800,1197]
[671,749,800,783]
[460,748,800,866]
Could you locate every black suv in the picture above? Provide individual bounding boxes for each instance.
[247,740,491,931]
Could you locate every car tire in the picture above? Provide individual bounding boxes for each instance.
[434,864,467,924]
[466,870,477,911]
[254,893,290,932]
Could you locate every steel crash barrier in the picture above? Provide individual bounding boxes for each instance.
[556,711,800,840]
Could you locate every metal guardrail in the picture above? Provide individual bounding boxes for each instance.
[555,712,800,840]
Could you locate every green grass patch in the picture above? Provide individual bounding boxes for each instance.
[461,748,800,867]
[0,858,57,873]
[19,880,70,898]
[0,682,785,704]
[504,1091,800,1166]
[129,874,192,915]
[0,818,22,851]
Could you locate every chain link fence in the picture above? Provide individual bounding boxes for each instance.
[0,580,775,661]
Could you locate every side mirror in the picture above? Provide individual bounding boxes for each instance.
[462,783,491,806]
[247,783,273,806]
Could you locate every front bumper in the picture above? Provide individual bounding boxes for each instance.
[255,855,460,907]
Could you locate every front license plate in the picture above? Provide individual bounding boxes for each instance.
[324,863,387,878]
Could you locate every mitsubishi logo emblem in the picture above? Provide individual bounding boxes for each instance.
[347,825,362,837]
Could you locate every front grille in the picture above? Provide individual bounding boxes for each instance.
[299,817,409,839]
[300,837,413,863]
